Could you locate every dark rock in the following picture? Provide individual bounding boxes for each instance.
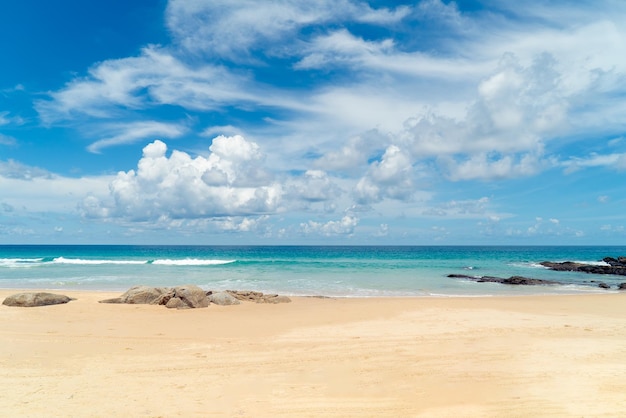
[448,274,560,285]
[597,282,611,289]
[540,259,626,276]
[3,292,73,307]
[618,283,626,290]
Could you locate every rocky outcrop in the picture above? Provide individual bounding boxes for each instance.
[99,286,291,308]
[540,259,626,276]
[99,286,170,304]
[99,285,209,309]
[2,292,74,307]
[226,290,291,304]
[208,291,241,306]
[448,274,560,285]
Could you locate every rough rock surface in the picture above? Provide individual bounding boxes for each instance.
[226,290,291,304]
[99,286,169,305]
[165,285,209,309]
[2,292,73,307]
[540,259,626,276]
[448,274,560,286]
[208,291,241,306]
[100,285,209,309]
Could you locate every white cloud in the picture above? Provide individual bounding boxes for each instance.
[82,136,283,222]
[354,145,414,204]
[0,134,16,146]
[562,152,626,173]
[87,121,188,153]
[300,214,358,236]
[165,0,410,59]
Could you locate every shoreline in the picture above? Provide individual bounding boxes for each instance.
[2,290,626,416]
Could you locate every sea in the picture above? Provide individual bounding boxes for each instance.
[1,245,625,297]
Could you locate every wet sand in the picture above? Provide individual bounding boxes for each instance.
[1,290,626,417]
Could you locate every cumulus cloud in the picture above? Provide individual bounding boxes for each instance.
[300,214,358,236]
[354,145,414,204]
[287,170,341,203]
[82,136,282,222]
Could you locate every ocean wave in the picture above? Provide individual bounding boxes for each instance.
[0,258,45,268]
[52,257,148,265]
[150,258,236,266]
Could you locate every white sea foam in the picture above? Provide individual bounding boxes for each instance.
[0,258,45,268]
[151,258,236,266]
[52,257,147,265]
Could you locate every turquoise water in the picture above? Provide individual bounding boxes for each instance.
[1,245,625,297]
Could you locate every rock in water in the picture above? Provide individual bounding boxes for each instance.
[2,292,73,307]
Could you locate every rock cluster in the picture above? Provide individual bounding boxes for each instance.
[540,259,626,276]
[2,292,74,307]
[99,286,291,308]
[224,290,292,304]
[448,274,560,286]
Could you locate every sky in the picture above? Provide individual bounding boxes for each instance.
[1,0,625,245]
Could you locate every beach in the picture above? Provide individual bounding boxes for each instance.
[2,290,626,417]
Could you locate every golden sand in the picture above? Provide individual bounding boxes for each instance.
[1,290,626,417]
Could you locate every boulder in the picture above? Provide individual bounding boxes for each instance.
[99,285,208,308]
[165,297,187,309]
[209,291,241,306]
[169,285,209,309]
[597,282,611,289]
[2,292,73,307]
[99,285,169,304]
[618,283,626,290]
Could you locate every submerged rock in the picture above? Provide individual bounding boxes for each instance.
[2,292,73,307]
[448,274,560,286]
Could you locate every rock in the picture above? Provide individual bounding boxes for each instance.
[99,285,208,308]
[540,260,626,276]
[618,283,626,290]
[227,290,265,302]
[2,292,73,307]
[209,291,241,306]
[226,290,291,303]
[165,297,187,309]
[448,274,560,285]
[597,282,611,289]
[260,295,292,304]
[99,286,169,305]
[169,285,209,308]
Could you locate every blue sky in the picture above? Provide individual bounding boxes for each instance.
[1,0,625,245]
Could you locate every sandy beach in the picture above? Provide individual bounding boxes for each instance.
[1,290,626,417]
